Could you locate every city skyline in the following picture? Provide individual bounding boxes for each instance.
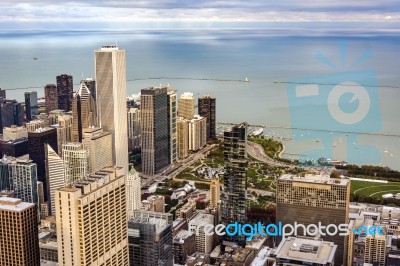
[0,2,400,265]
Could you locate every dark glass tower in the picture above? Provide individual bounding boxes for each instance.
[24,91,39,121]
[56,74,73,112]
[0,99,24,133]
[128,211,173,266]
[140,87,169,175]
[0,89,6,99]
[221,122,248,250]
[44,84,58,114]
[198,95,216,141]
[28,128,57,201]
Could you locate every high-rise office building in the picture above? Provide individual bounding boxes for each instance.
[0,157,11,191]
[3,125,27,140]
[221,122,248,249]
[0,88,6,99]
[188,212,215,254]
[62,142,88,185]
[44,84,58,114]
[364,234,386,266]
[198,95,216,141]
[140,87,169,175]
[167,88,177,164]
[0,99,24,133]
[177,117,189,160]
[127,108,141,152]
[178,92,195,119]
[50,114,73,155]
[28,127,57,201]
[55,166,128,266]
[1,126,29,158]
[276,174,350,265]
[26,119,46,132]
[126,167,141,219]
[82,127,113,173]
[56,74,73,112]
[176,199,197,221]
[24,91,39,121]
[188,115,207,151]
[81,77,96,100]
[72,82,97,142]
[0,197,40,266]
[173,230,196,265]
[128,211,173,266]
[48,109,66,125]
[8,158,38,206]
[95,45,128,174]
[144,195,165,213]
[45,144,64,215]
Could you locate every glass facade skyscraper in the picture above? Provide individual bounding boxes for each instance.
[220,122,248,250]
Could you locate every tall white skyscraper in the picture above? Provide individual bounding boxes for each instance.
[126,167,141,219]
[95,45,129,174]
[45,144,64,215]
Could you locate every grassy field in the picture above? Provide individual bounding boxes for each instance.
[351,180,400,198]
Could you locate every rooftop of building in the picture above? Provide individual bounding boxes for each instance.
[57,166,123,195]
[0,154,33,164]
[199,94,215,99]
[141,86,168,95]
[250,246,273,266]
[179,92,194,99]
[27,127,55,135]
[189,212,214,226]
[274,237,336,264]
[245,236,268,250]
[98,45,120,51]
[172,217,187,229]
[0,196,34,212]
[279,173,349,186]
[226,248,254,263]
[173,230,194,244]
[130,210,172,233]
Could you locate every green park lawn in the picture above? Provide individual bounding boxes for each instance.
[351,180,400,198]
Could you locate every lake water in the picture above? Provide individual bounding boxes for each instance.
[0,29,399,169]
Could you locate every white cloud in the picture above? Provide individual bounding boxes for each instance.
[0,1,399,25]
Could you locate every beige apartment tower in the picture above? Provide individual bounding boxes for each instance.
[178,92,195,119]
[126,167,141,219]
[364,234,386,266]
[55,166,128,266]
[0,197,40,266]
[188,115,207,151]
[177,117,189,160]
[276,174,350,265]
[210,178,220,209]
[52,114,73,155]
[82,127,113,173]
[95,45,128,175]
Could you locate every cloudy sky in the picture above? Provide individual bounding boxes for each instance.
[0,0,399,29]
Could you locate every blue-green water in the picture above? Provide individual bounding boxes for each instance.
[0,29,399,169]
